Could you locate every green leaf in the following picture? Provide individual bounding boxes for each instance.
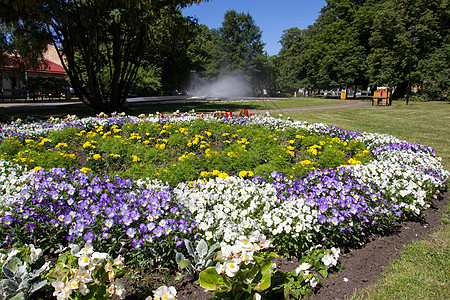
[2,266,16,280]
[319,269,328,278]
[254,258,273,291]
[6,291,25,300]
[199,267,225,291]
[175,252,184,264]
[196,239,208,258]
[208,243,221,256]
[29,279,48,295]
[185,239,196,258]
[178,259,190,270]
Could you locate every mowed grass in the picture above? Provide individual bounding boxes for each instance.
[281,100,450,170]
[351,202,450,300]
[0,97,343,120]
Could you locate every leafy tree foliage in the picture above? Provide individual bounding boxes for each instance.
[277,0,372,94]
[187,10,272,94]
[0,20,51,85]
[367,0,449,100]
[276,0,448,100]
[1,0,208,111]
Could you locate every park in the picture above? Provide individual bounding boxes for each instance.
[0,1,448,300]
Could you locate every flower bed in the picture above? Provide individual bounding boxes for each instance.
[0,112,448,299]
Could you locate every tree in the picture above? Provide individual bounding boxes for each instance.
[0,20,51,86]
[276,27,316,93]
[367,0,449,98]
[188,10,268,94]
[276,0,376,94]
[1,0,208,112]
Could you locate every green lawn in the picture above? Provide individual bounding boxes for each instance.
[352,202,450,300]
[281,100,450,170]
[0,97,344,121]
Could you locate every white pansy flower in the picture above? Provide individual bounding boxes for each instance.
[224,259,240,277]
[295,262,311,275]
[152,285,177,300]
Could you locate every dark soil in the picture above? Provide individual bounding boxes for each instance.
[131,191,448,300]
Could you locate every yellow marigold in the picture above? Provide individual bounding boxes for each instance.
[218,172,229,179]
[80,167,91,174]
[158,144,166,149]
[227,152,237,158]
[200,171,210,177]
[93,154,102,160]
[300,160,313,166]
[55,142,68,148]
[348,158,362,165]
[212,170,221,176]
[37,138,52,146]
[25,139,35,144]
[82,141,92,148]
[307,148,318,156]
[132,155,140,162]
[239,170,248,178]
[32,166,42,172]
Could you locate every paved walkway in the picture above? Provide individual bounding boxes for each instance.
[0,97,373,112]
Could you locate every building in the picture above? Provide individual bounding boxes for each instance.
[1,45,67,99]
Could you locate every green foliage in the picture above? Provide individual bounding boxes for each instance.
[175,239,220,280]
[269,248,341,299]
[131,66,162,96]
[187,10,272,94]
[276,0,448,99]
[46,243,127,300]
[199,251,278,300]
[0,245,49,300]
[1,115,373,187]
[2,0,209,112]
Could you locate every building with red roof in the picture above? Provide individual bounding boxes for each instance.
[1,45,67,98]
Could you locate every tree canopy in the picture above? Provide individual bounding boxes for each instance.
[186,10,273,94]
[276,0,449,100]
[1,0,208,112]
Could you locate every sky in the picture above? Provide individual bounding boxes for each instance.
[182,0,327,56]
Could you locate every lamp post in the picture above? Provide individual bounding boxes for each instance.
[406,25,415,105]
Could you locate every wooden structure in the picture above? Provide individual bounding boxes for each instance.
[372,89,391,106]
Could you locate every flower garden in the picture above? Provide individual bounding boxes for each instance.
[0,110,448,300]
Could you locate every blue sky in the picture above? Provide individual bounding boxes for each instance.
[182,0,327,56]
